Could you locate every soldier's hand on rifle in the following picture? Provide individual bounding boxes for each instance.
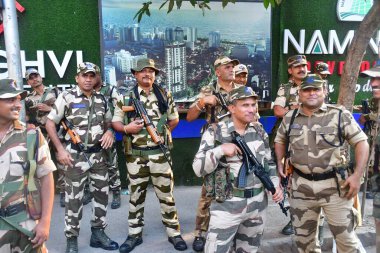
[36,103,52,112]
[202,95,218,106]
[341,173,361,199]
[221,143,241,157]
[270,186,284,203]
[124,119,144,134]
[100,130,114,149]
[56,149,74,168]
[31,219,50,248]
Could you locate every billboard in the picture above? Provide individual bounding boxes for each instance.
[100,0,272,103]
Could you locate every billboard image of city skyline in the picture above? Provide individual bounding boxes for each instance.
[101,0,272,102]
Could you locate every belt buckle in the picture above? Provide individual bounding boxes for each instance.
[310,173,315,181]
[244,189,252,198]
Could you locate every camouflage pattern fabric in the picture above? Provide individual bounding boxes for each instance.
[193,119,278,252]
[190,81,241,236]
[99,84,121,191]
[274,104,367,253]
[113,85,181,237]
[273,80,300,109]
[0,120,55,252]
[189,81,241,123]
[25,87,59,128]
[47,86,112,238]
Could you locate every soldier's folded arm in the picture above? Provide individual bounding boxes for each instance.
[192,129,224,177]
[167,117,179,131]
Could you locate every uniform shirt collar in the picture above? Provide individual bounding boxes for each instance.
[75,85,94,97]
[298,103,328,116]
[226,118,254,134]
[137,85,153,96]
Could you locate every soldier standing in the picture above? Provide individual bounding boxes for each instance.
[186,56,240,252]
[233,63,248,86]
[274,75,369,253]
[272,54,308,235]
[24,68,66,208]
[359,64,380,250]
[192,86,282,253]
[45,62,119,253]
[0,79,55,252]
[315,62,331,103]
[93,71,122,209]
[112,58,187,252]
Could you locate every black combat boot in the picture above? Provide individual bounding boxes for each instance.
[192,236,206,252]
[168,235,188,251]
[90,227,119,250]
[111,190,121,209]
[65,237,78,253]
[60,192,65,208]
[281,220,294,235]
[82,184,92,205]
[119,236,143,253]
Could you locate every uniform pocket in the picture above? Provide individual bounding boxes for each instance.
[316,127,339,148]
[289,129,303,150]
[9,152,25,177]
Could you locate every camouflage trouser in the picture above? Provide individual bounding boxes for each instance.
[106,147,121,191]
[0,225,47,253]
[205,193,268,253]
[289,174,363,253]
[194,184,212,236]
[56,162,66,194]
[64,145,109,238]
[126,153,181,237]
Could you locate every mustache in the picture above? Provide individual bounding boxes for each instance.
[297,71,306,75]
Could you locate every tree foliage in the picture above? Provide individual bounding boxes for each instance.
[134,0,283,22]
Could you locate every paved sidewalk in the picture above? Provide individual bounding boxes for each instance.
[46,186,376,253]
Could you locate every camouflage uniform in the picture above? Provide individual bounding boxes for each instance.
[193,118,278,253]
[25,87,67,196]
[113,85,181,238]
[190,81,241,237]
[275,103,367,253]
[47,85,112,238]
[0,120,56,252]
[99,84,121,192]
[273,79,300,110]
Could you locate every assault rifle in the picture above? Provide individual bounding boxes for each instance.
[60,118,92,167]
[231,131,288,216]
[122,98,173,169]
[362,99,373,134]
[214,92,230,120]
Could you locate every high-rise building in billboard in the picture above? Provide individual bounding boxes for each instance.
[208,31,221,48]
[165,42,187,95]
[104,65,117,86]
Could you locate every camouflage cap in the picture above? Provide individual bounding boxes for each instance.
[287,54,307,68]
[214,56,239,69]
[234,64,248,75]
[316,62,331,75]
[77,62,99,75]
[25,68,40,80]
[131,58,160,74]
[300,74,325,90]
[228,86,258,104]
[0,79,27,100]
[360,65,380,78]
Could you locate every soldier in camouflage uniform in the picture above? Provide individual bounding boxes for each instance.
[24,68,67,208]
[45,62,119,253]
[186,56,240,252]
[315,62,331,103]
[193,86,283,253]
[360,65,380,250]
[272,54,308,235]
[274,75,369,253]
[233,64,248,86]
[0,79,55,252]
[93,71,122,209]
[112,58,187,252]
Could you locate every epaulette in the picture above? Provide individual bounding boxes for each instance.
[326,104,345,111]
